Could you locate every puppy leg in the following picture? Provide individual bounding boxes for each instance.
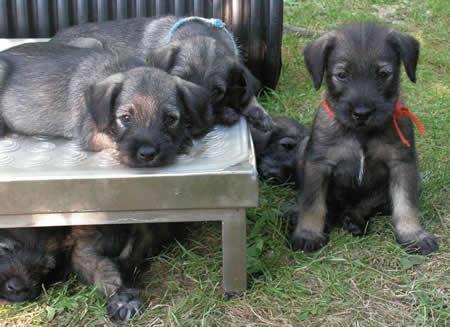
[71,227,142,323]
[291,161,329,252]
[216,106,241,126]
[389,163,438,255]
[241,97,273,132]
[79,122,116,152]
[88,132,116,151]
[341,189,390,236]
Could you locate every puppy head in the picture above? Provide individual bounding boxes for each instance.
[85,67,212,167]
[252,116,309,183]
[0,235,56,303]
[304,23,419,131]
[148,38,261,115]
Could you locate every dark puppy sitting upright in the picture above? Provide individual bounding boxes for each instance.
[52,16,272,131]
[0,41,211,167]
[69,224,182,323]
[0,228,70,303]
[291,23,438,255]
[251,116,310,184]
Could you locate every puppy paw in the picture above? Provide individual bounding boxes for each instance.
[342,212,367,236]
[107,288,142,323]
[217,107,241,126]
[397,230,438,255]
[290,230,329,252]
[244,106,273,132]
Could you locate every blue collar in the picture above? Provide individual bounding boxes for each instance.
[166,16,239,56]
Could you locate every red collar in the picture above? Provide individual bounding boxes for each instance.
[322,98,425,147]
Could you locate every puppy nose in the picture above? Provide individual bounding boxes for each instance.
[137,145,157,162]
[352,106,372,121]
[5,278,24,293]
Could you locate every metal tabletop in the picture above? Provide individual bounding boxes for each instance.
[0,38,256,295]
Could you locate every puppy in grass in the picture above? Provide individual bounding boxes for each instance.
[291,23,438,255]
[0,41,212,167]
[69,224,182,323]
[0,228,70,303]
[52,16,273,132]
[251,115,310,185]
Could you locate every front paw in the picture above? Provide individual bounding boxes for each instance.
[290,230,329,252]
[342,212,367,236]
[397,230,438,255]
[243,106,273,132]
[216,107,240,126]
[107,288,142,323]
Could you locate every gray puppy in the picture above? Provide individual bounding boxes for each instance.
[0,41,212,167]
[291,23,438,255]
[69,223,182,323]
[251,116,309,184]
[52,16,273,132]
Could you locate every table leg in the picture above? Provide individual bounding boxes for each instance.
[222,208,247,298]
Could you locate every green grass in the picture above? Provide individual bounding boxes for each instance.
[2,1,449,325]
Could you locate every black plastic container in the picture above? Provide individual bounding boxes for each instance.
[0,0,283,89]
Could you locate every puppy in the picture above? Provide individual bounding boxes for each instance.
[69,224,182,323]
[291,23,438,255]
[0,228,70,303]
[0,41,212,167]
[52,16,273,132]
[251,116,310,184]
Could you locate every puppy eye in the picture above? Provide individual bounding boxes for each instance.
[164,112,180,127]
[278,138,297,151]
[119,114,132,125]
[335,72,348,81]
[377,71,391,79]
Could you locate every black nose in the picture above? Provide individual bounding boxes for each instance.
[5,278,25,293]
[137,145,157,162]
[352,106,372,121]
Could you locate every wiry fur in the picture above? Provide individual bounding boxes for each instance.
[52,16,273,132]
[69,224,183,323]
[0,228,70,303]
[291,23,438,255]
[0,41,212,167]
[251,116,310,184]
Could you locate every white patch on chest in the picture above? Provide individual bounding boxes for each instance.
[358,150,365,185]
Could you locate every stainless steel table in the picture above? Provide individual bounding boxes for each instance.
[0,39,258,296]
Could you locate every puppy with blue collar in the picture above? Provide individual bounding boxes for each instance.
[52,16,273,132]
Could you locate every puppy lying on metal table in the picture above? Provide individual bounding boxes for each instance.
[0,39,258,323]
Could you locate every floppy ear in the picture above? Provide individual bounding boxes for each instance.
[228,64,262,107]
[84,73,124,131]
[303,32,336,90]
[176,78,213,136]
[146,44,180,72]
[387,31,420,83]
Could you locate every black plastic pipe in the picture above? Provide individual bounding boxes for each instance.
[0,0,283,89]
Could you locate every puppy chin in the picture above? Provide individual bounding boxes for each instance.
[259,161,292,182]
[119,151,177,168]
[1,288,40,303]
